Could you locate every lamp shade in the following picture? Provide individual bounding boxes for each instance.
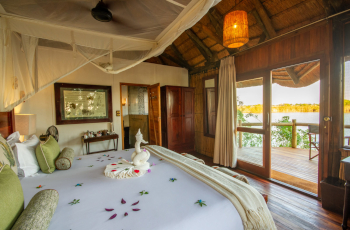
[15,114,36,135]
[223,10,249,48]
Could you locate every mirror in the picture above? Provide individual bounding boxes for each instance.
[203,75,218,137]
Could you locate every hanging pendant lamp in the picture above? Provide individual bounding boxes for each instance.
[223,10,249,48]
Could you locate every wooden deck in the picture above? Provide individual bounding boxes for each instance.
[238,147,318,193]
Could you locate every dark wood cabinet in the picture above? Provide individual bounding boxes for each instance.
[161,86,195,153]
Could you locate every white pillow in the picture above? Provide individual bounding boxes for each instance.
[15,135,40,177]
[6,131,21,171]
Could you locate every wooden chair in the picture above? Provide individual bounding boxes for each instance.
[308,125,319,160]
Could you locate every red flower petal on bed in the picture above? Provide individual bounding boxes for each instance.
[121,198,126,204]
[134,170,140,173]
[111,170,116,172]
[105,208,114,211]
[109,213,117,220]
[124,212,128,216]
[111,164,116,165]
[132,209,140,211]
[132,201,139,206]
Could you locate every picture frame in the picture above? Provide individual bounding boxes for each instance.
[54,83,113,125]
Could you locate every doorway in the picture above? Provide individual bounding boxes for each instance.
[120,83,149,150]
[236,59,323,197]
[270,60,320,195]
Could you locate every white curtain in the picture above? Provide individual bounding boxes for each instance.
[213,56,238,168]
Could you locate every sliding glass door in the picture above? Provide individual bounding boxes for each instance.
[236,74,271,178]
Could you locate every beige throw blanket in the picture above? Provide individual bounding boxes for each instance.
[146,146,276,230]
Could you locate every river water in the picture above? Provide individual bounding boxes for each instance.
[243,112,350,143]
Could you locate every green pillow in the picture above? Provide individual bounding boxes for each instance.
[35,136,60,174]
[11,189,59,230]
[0,165,24,230]
[55,147,75,170]
[0,135,17,175]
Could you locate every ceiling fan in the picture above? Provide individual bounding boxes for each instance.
[91,0,113,22]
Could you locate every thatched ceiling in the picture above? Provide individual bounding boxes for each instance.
[144,0,349,74]
[236,60,320,88]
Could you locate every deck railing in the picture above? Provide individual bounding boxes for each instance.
[238,119,350,148]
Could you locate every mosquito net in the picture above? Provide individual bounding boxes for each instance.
[0,0,219,111]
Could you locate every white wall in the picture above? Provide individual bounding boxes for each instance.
[15,62,188,155]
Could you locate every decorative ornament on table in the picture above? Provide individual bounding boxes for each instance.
[104,129,150,179]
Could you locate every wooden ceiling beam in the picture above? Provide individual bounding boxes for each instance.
[189,61,220,75]
[158,56,165,65]
[251,9,270,40]
[299,62,320,79]
[185,29,214,62]
[207,11,223,40]
[252,0,277,38]
[285,67,300,84]
[161,53,189,69]
[170,44,191,69]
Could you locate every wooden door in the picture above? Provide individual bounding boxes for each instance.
[236,73,272,178]
[206,88,216,135]
[148,83,162,146]
[182,88,195,150]
[167,86,183,149]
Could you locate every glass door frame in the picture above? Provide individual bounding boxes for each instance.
[236,71,272,178]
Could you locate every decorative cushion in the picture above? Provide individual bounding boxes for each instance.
[11,189,59,230]
[16,135,40,177]
[0,135,17,174]
[6,132,21,172]
[35,136,60,174]
[55,147,75,170]
[0,165,24,230]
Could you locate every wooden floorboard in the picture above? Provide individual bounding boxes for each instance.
[189,152,345,230]
[237,147,318,193]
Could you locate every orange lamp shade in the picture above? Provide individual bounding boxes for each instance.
[223,10,249,48]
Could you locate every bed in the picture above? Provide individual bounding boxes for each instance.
[19,145,276,230]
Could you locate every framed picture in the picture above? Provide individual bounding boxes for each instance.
[54,83,113,125]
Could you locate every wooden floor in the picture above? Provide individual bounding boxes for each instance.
[238,147,318,193]
[189,152,345,230]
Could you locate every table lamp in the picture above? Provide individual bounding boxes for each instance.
[15,114,36,141]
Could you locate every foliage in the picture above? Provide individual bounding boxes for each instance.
[238,103,320,113]
[271,116,310,149]
[237,96,310,149]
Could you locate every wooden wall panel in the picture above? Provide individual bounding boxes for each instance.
[0,110,15,138]
[190,69,219,157]
[236,22,329,76]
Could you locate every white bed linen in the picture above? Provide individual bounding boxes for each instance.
[20,148,244,230]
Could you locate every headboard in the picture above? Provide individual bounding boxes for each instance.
[0,110,15,138]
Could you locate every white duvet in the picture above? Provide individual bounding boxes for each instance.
[20,148,244,230]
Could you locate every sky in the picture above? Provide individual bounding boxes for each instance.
[237,81,320,106]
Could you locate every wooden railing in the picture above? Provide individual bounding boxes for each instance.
[238,119,350,148]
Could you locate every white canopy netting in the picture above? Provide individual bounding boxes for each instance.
[0,0,219,112]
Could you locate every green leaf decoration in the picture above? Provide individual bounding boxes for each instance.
[195,199,206,207]
[69,199,80,205]
[139,190,149,196]
[88,165,93,167]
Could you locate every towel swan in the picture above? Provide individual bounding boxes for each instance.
[104,129,150,179]
[131,129,150,166]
